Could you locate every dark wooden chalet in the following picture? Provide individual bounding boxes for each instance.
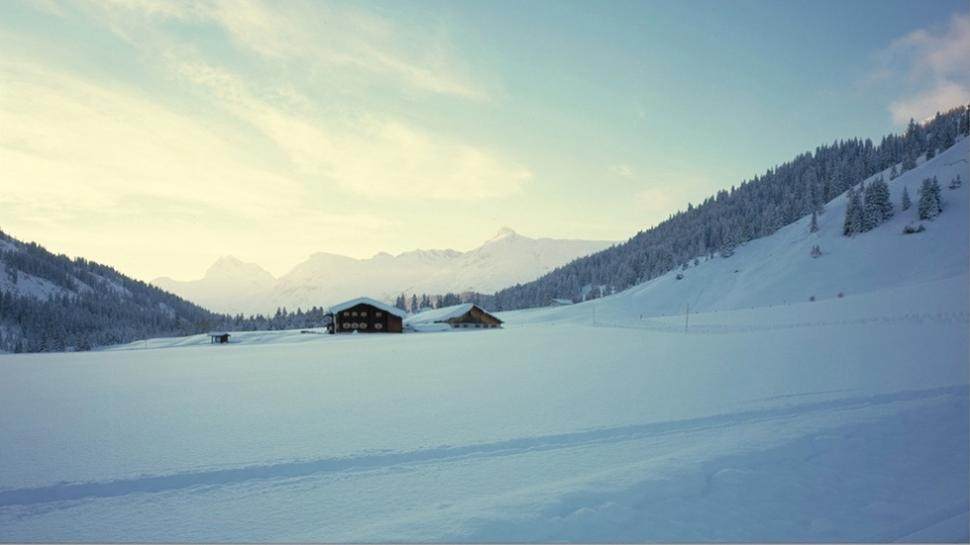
[329,297,406,334]
[405,303,503,331]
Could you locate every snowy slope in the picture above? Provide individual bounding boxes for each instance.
[152,229,613,315]
[0,140,967,542]
[502,136,970,326]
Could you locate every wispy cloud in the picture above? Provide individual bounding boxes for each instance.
[172,58,529,200]
[874,11,970,124]
[609,164,635,178]
[0,58,400,276]
[22,0,526,202]
[75,0,494,101]
[2,0,529,278]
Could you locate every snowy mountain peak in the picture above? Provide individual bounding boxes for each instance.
[491,226,519,240]
[204,256,275,282]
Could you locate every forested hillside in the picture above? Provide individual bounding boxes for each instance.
[0,232,329,353]
[490,106,970,310]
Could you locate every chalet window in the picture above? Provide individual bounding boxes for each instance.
[360,323,368,329]
[351,311,358,316]
[342,322,350,329]
[375,323,383,330]
[376,311,383,317]
[351,322,358,329]
[360,311,367,317]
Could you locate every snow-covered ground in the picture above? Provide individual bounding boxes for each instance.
[0,140,967,542]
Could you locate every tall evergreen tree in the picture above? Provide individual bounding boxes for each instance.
[864,176,893,229]
[843,186,864,236]
[918,177,943,220]
[901,186,912,211]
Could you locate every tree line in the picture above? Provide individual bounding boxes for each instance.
[0,230,332,353]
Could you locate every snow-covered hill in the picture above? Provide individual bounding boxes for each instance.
[503,135,970,325]
[153,229,612,315]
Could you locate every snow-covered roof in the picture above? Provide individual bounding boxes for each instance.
[405,303,473,325]
[405,303,503,325]
[330,297,407,318]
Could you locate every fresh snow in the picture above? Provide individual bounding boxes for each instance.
[0,140,967,542]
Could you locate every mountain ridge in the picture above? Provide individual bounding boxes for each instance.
[152,228,614,315]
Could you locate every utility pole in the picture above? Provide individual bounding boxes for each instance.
[685,302,690,333]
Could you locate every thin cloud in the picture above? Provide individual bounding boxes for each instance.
[75,0,494,101]
[610,164,635,178]
[875,11,970,124]
[172,58,530,200]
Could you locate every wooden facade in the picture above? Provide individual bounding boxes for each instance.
[330,298,405,334]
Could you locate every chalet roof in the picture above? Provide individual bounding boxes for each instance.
[330,297,407,319]
[405,303,473,325]
[405,303,502,325]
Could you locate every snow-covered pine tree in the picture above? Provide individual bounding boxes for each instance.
[918,177,943,220]
[890,164,899,180]
[931,176,943,209]
[862,182,878,232]
[901,186,912,211]
[902,151,917,171]
[809,210,819,233]
[873,177,893,221]
[843,186,864,236]
[950,174,962,190]
[810,245,822,258]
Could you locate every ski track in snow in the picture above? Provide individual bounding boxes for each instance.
[1,383,964,542]
[1,384,962,511]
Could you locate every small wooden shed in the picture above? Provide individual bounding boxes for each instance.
[330,297,406,334]
[209,332,230,344]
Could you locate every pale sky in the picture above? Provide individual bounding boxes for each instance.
[1,0,968,280]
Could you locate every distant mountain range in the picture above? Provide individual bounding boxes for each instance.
[152,228,614,315]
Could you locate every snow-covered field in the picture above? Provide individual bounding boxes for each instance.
[0,141,967,542]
